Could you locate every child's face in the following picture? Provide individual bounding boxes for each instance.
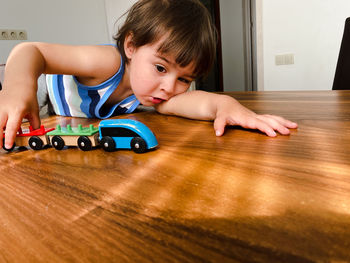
[124,36,196,106]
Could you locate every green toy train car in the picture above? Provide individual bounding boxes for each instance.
[47,124,99,151]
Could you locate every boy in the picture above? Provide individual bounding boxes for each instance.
[0,0,297,149]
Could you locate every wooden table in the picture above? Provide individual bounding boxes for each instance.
[1,90,350,262]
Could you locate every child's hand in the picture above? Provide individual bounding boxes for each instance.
[155,91,297,137]
[0,86,40,149]
[214,96,298,137]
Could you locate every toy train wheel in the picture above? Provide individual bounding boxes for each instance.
[29,136,44,150]
[77,136,92,151]
[130,137,147,153]
[51,135,65,150]
[2,138,15,152]
[100,136,115,152]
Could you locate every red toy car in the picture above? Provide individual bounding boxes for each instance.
[3,125,54,151]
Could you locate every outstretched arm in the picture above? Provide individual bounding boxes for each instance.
[155,90,298,137]
[0,42,121,149]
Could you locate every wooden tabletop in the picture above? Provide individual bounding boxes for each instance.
[1,90,350,262]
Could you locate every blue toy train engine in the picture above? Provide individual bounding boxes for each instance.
[98,119,158,153]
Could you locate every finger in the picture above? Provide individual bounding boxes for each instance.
[264,115,298,129]
[213,116,227,136]
[274,124,291,135]
[258,115,298,135]
[256,115,290,135]
[236,116,277,137]
[0,115,8,149]
[26,111,41,130]
[252,118,277,137]
[4,114,22,149]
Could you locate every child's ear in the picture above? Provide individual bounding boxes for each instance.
[124,33,135,59]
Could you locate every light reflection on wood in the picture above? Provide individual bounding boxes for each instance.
[1,91,350,262]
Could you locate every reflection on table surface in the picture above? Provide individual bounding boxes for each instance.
[1,90,350,262]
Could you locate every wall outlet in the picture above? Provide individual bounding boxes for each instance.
[16,30,27,40]
[8,30,17,40]
[275,54,295,65]
[0,29,27,40]
[0,29,9,40]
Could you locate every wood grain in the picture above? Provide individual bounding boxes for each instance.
[1,90,350,262]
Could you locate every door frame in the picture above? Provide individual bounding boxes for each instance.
[243,0,258,91]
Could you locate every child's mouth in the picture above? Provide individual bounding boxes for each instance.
[151,97,165,104]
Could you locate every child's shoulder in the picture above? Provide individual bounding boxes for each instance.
[75,44,123,86]
[94,44,122,68]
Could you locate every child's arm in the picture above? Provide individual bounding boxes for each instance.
[0,42,120,149]
[155,90,298,137]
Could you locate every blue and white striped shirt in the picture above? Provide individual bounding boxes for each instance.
[46,49,139,119]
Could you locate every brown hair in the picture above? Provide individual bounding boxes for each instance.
[114,0,217,79]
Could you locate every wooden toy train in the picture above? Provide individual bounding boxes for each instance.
[2,119,158,153]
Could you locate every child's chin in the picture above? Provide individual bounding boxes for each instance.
[141,100,155,106]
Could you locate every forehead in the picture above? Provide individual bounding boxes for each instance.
[148,38,197,77]
[160,55,196,77]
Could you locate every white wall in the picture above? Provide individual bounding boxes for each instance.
[4,0,344,92]
[104,0,138,44]
[260,0,350,91]
[0,0,109,63]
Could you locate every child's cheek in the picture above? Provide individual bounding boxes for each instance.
[139,67,157,87]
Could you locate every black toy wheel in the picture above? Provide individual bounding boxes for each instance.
[130,137,147,153]
[28,136,44,150]
[2,138,15,152]
[77,136,92,151]
[51,135,65,150]
[100,136,116,152]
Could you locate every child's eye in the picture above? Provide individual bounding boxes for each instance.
[156,65,166,73]
[178,77,191,84]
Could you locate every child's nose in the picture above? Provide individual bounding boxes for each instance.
[160,78,176,95]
